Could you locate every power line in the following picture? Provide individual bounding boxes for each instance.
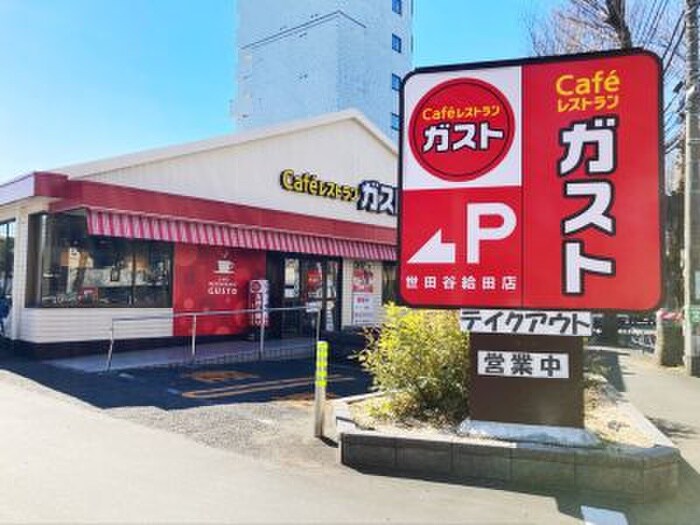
[644,0,671,47]
[639,0,662,45]
[662,11,685,64]
[665,25,686,75]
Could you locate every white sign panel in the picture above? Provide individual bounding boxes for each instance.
[352,293,378,325]
[460,309,592,336]
[477,351,570,379]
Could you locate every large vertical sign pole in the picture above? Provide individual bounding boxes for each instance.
[400,50,662,427]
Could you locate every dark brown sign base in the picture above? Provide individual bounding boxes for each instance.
[469,333,583,428]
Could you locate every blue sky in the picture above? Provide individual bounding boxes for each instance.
[0,0,556,181]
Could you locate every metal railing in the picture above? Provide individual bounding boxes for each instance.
[624,327,656,352]
[105,305,321,372]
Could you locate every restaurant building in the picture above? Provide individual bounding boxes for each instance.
[0,110,397,357]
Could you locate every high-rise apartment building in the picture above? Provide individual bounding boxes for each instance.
[234,0,413,140]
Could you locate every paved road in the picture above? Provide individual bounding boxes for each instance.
[1,349,699,523]
[587,348,700,525]
[0,357,581,524]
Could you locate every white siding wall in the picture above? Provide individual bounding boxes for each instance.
[76,119,397,229]
[19,308,173,343]
[10,204,28,340]
[341,258,384,328]
[0,198,52,340]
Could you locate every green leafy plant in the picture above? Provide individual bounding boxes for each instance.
[356,303,470,424]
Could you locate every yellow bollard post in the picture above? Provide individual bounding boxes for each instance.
[314,340,329,438]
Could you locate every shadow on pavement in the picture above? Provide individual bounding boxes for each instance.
[584,348,630,392]
[0,356,202,410]
[0,354,371,411]
[649,417,699,442]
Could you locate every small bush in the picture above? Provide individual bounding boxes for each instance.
[356,304,470,424]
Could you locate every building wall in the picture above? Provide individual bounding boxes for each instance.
[0,198,174,345]
[5,207,387,346]
[74,117,397,229]
[236,14,341,127]
[0,198,49,341]
[7,115,398,350]
[19,308,173,344]
[235,0,412,140]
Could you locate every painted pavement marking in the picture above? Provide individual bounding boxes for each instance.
[180,374,354,400]
[181,370,258,384]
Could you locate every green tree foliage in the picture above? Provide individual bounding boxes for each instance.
[357,304,470,423]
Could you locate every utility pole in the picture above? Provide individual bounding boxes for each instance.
[684,0,700,376]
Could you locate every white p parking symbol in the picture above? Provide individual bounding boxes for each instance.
[467,203,516,264]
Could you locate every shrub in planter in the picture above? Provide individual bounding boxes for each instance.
[356,304,470,424]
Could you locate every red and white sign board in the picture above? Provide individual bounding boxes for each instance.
[399,51,662,311]
[249,279,270,327]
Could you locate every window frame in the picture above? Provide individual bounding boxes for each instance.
[391,112,400,131]
[0,220,15,299]
[28,212,173,308]
[391,33,402,53]
[391,73,401,92]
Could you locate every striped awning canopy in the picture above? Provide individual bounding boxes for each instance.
[86,209,395,261]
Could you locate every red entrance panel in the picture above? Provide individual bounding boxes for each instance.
[399,51,662,312]
[173,244,266,336]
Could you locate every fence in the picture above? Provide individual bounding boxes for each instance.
[105,305,321,372]
[621,326,656,352]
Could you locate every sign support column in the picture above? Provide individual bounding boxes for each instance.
[400,50,663,430]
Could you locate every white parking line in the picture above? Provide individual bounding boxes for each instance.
[581,506,628,525]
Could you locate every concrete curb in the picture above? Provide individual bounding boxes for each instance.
[327,395,680,502]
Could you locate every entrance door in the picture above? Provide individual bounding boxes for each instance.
[300,259,324,335]
[281,258,301,336]
[324,260,339,332]
[269,255,341,337]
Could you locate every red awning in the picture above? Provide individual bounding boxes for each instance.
[86,209,396,261]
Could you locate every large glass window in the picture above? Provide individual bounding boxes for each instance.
[29,212,172,308]
[284,258,300,299]
[382,263,397,304]
[0,221,15,301]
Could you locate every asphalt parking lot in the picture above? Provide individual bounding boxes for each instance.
[117,356,372,405]
[2,353,371,468]
[100,357,373,467]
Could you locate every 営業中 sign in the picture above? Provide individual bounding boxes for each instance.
[399,50,662,311]
[477,350,570,379]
